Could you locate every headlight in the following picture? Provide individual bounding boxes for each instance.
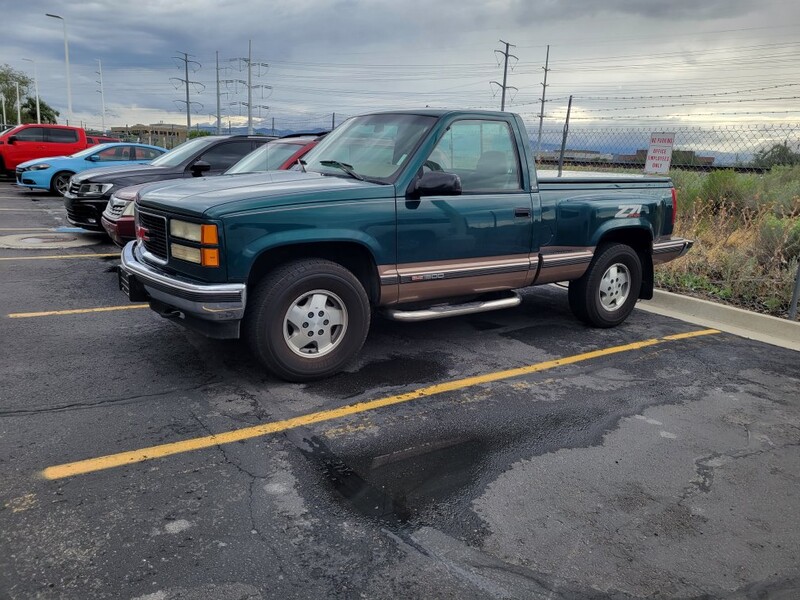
[29,163,51,171]
[170,243,202,264]
[79,182,114,196]
[170,219,218,244]
[121,201,135,216]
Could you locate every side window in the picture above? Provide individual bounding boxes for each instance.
[426,120,521,193]
[197,141,255,171]
[46,128,79,143]
[14,127,45,142]
[135,147,163,161]
[95,146,133,161]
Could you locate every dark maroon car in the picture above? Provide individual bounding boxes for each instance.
[101,134,324,246]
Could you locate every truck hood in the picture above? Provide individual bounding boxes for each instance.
[136,171,394,218]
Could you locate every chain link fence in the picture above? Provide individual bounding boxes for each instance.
[527,123,800,172]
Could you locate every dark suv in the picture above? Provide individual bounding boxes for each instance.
[63,134,274,230]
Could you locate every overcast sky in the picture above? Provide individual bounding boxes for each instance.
[1,0,798,131]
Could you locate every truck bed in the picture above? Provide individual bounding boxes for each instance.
[537,169,671,187]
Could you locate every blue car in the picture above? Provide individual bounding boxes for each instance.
[15,143,167,196]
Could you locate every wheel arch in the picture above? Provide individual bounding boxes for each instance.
[247,241,380,305]
[595,227,653,300]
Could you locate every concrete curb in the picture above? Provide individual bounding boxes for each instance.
[637,289,800,351]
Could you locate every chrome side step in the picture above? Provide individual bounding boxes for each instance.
[382,291,521,322]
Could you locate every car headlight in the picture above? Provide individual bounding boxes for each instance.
[170,219,219,244]
[121,201,136,216]
[78,182,114,196]
[29,163,51,171]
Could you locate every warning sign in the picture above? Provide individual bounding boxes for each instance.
[645,133,675,174]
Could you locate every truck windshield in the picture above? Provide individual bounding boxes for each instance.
[302,114,436,183]
[149,136,218,168]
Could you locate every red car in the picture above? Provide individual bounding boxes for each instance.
[101,134,324,246]
[0,124,93,175]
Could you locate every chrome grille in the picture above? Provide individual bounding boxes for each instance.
[105,200,127,219]
[138,211,168,259]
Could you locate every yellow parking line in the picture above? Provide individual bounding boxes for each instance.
[9,305,148,318]
[40,328,721,480]
[0,253,119,261]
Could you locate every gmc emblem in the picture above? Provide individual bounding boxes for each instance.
[136,224,150,242]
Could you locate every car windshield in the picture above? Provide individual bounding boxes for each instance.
[149,136,218,167]
[226,141,302,174]
[70,145,113,159]
[1,125,23,138]
[302,114,436,183]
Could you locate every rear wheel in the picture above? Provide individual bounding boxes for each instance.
[50,171,74,196]
[568,243,642,328]
[244,259,371,381]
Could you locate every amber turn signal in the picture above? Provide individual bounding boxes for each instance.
[201,224,219,245]
[201,248,220,267]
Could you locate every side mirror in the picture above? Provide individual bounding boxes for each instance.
[409,171,462,199]
[86,154,100,162]
[7,135,17,145]
[190,160,211,176]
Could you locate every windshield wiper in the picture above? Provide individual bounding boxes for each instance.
[318,160,364,181]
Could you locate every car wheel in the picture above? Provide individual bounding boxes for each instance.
[244,259,371,381]
[568,243,642,328]
[50,171,74,196]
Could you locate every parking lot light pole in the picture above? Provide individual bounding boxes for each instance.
[15,82,21,124]
[45,13,72,124]
[0,93,6,128]
[22,58,41,124]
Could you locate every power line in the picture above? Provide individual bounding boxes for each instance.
[171,51,205,131]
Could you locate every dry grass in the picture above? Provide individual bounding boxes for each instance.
[656,166,800,319]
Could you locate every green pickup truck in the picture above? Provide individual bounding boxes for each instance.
[119,109,691,381]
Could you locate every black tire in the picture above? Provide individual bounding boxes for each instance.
[244,259,371,382]
[50,171,74,196]
[568,243,642,328]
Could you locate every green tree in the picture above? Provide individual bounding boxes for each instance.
[753,142,800,168]
[20,97,60,124]
[188,129,211,139]
[1,64,32,127]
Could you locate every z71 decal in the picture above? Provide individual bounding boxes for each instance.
[615,204,642,218]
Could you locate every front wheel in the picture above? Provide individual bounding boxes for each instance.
[244,259,371,382]
[568,243,642,328]
[50,171,74,196]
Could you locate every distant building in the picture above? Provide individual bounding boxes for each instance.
[110,123,188,148]
[614,149,715,167]
[537,149,614,163]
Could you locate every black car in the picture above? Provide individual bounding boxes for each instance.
[63,134,274,231]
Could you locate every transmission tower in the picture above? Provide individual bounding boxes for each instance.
[96,59,106,133]
[490,40,518,111]
[171,51,205,131]
[227,40,271,134]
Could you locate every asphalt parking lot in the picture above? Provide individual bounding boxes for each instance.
[0,179,798,600]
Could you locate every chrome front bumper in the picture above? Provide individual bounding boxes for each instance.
[120,241,246,323]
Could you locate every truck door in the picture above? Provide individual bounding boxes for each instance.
[7,126,47,168]
[396,118,535,303]
[45,127,81,157]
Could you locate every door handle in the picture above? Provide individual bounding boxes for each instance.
[514,207,531,218]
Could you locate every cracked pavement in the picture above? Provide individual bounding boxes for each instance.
[1,181,799,599]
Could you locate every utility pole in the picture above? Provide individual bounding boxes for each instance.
[331,113,335,131]
[96,59,106,133]
[0,93,6,128]
[536,44,550,158]
[171,51,205,132]
[491,40,518,111]
[22,58,40,123]
[215,51,221,134]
